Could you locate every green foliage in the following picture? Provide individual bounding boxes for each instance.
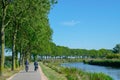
[113,44,120,53]
[5,56,12,61]
[4,56,12,68]
[106,54,120,59]
[88,72,112,80]
[4,61,12,68]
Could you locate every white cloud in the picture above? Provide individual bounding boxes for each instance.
[61,20,80,26]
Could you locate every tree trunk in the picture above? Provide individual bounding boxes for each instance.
[15,50,19,68]
[27,52,30,61]
[0,26,5,76]
[22,53,25,67]
[12,24,18,71]
[19,52,22,67]
[19,42,22,67]
[0,3,8,76]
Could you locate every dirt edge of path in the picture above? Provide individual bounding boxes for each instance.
[39,65,48,80]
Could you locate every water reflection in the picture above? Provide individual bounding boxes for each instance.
[61,62,120,80]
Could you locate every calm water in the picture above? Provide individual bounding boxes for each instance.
[61,62,120,80]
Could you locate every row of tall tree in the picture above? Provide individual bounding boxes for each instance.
[0,0,57,76]
[45,43,120,59]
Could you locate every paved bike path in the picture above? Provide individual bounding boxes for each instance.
[8,63,41,80]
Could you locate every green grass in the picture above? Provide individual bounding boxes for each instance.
[40,62,67,80]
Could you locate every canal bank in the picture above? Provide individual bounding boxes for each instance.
[61,62,120,80]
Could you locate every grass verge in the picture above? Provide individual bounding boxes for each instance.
[40,62,67,80]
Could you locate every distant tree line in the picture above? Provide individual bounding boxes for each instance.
[39,43,120,60]
[40,43,113,59]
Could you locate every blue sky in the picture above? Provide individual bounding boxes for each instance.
[49,0,120,50]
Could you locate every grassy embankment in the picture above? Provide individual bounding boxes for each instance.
[0,61,24,80]
[40,59,113,80]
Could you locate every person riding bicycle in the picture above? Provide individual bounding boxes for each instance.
[34,61,38,71]
[25,59,29,72]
